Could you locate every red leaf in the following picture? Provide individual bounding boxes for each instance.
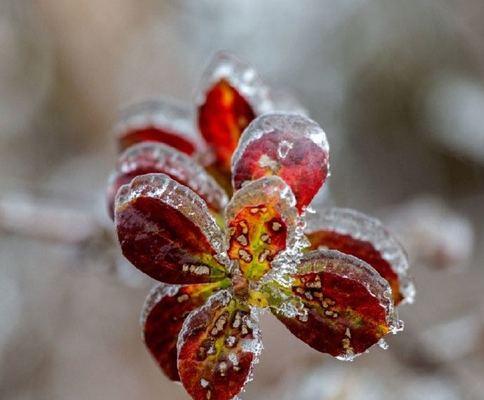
[107,142,228,219]
[196,53,270,173]
[198,79,255,172]
[178,291,262,400]
[115,173,229,284]
[115,99,200,154]
[306,208,414,305]
[274,249,399,360]
[142,282,228,381]
[119,127,197,154]
[225,177,299,281]
[232,113,329,212]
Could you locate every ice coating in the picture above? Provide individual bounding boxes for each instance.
[177,290,262,400]
[196,52,272,115]
[141,282,227,381]
[117,173,228,257]
[141,283,183,380]
[198,78,256,172]
[140,283,182,328]
[196,53,264,173]
[232,113,329,172]
[104,51,416,398]
[107,142,228,218]
[297,250,398,331]
[225,176,305,284]
[275,249,401,361]
[261,281,308,320]
[231,113,330,212]
[114,98,203,153]
[306,208,415,304]
[115,173,231,283]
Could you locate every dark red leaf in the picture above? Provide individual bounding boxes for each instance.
[178,291,262,400]
[107,142,228,219]
[142,282,228,381]
[115,173,228,284]
[306,208,414,305]
[119,127,197,154]
[115,99,200,154]
[274,249,399,360]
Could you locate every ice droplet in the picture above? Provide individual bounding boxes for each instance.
[277,140,293,158]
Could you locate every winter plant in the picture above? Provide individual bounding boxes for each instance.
[107,52,414,400]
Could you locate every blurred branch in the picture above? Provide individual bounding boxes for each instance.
[0,192,103,245]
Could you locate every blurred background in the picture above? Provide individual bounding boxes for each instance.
[1,1,484,399]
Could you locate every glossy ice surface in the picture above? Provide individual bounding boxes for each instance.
[115,99,201,153]
[275,250,399,361]
[177,291,262,400]
[115,174,229,284]
[108,53,412,400]
[107,142,228,219]
[232,113,329,212]
[306,208,414,304]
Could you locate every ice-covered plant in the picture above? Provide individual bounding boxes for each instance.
[107,53,414,400]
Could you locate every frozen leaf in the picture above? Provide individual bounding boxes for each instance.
[141,282,229,381]
[178,291,262,400]
[225,177,303,282]
[115,173,230,284]
[198,79,255,172]
[232,113,329,212]
[274,249,400,360]
[197,52,271,171]
[306,208,414,305]
[115,98,202,154]
[107,142,228,219]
